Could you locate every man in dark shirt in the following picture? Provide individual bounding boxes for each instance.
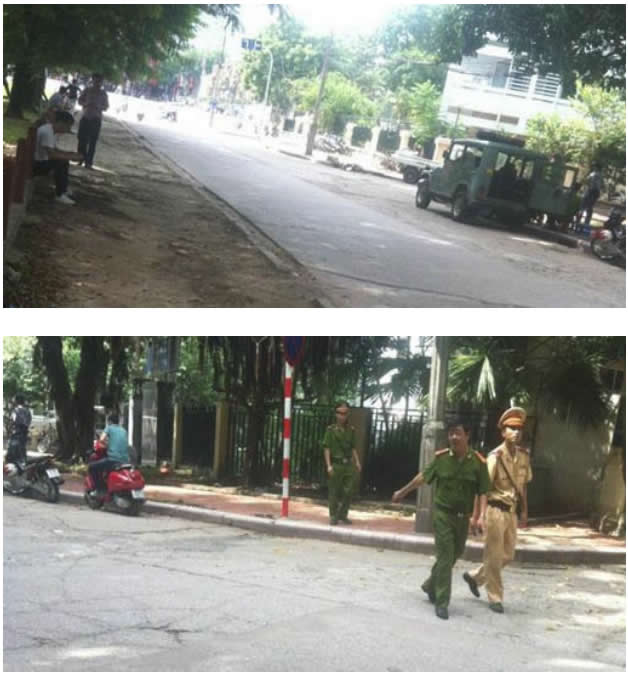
[78,73,109,168]
[7,394,32,466]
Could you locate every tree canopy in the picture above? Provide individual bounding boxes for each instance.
[525,83,626,189]
[3,5,269,117]
[429,4,626,96]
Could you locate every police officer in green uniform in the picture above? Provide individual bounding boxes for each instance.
[323,401,362,526]
[392,418,489,620]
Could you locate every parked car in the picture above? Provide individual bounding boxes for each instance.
[392,149,440,184]
[415,136,580,228]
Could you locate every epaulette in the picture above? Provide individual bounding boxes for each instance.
[435,448,449,457]
[474,450,487,464]
[517,446,530,455]
[489,447,503,457]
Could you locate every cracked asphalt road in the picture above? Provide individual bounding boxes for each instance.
[3,498,625,671]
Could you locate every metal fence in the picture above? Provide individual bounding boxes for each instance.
[363,410,424,496]
[220,404,537,492]
[224,404,334,485]
[182,407,216,467]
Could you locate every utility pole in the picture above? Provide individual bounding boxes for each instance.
[259,49,274,137]
[305,34,333,157]
[415,336,450,533]
[209,21,229,128]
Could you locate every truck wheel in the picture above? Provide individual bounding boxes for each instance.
[416,182,431,209]
[403,166,420,184]
[451,190,468,222]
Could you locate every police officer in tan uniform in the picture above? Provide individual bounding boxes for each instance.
[463,407,532,614]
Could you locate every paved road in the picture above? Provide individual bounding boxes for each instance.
[4,498,625,671]
[124,117,625,307]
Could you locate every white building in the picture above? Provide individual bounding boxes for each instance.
[440,41,579,138]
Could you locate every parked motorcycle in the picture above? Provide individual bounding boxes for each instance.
[591,202,626,267]
[160,109,177,122]
[3,453,63,502]
[84,444,146,515]
[315,134,352,155]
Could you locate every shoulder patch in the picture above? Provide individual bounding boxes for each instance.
[474,450,487,464]
[435,448,449,457]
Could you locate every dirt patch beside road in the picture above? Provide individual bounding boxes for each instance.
[4,118,325,307]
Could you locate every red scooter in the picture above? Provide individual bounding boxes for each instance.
[84,439,146,516]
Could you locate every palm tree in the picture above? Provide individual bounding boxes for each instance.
[448,336,623,428]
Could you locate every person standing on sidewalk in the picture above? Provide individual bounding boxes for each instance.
[77,73,109,169]
[323,402,362,526]
[576,162,604,233]
[6,394,32,467]
[392,418,489,620]
[462,407,532,614]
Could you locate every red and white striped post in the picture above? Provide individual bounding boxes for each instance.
[281,361,294,517]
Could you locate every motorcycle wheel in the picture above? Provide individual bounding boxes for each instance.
[84,490,103,510]
[591,239,615,261]
[127,500,143,517]
[40,475,59,503]
[3,483,23,496]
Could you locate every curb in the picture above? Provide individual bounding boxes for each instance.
[113,117,336,309]
[59,489,626,565]
[522,225,592,251]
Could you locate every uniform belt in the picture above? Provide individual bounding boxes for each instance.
[488,500,513,512]
[436,504,468,518]
[332,457,351,465]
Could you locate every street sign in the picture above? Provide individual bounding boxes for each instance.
[241,38,262,51]
[283,337,305,367]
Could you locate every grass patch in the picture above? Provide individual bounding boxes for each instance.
[3,101,39,146]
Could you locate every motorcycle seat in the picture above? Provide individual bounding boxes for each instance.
[25,454,52,464]
[111,463,134,470]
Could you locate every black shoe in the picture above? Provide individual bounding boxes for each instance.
[463,572,480,598]
[339,518,352,524]
[489,602,504,614]
[421,582,436,604]
[330,518,338,526]
[435,605,449,620]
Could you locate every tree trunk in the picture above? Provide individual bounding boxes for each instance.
[38,337,77,460]
[6,61,32,119]
[26,68,46,113]
[74,337,109,459]
[378,390,390,432]
[106,336,128,412]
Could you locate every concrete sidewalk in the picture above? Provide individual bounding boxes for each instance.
[59,474,625,565]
